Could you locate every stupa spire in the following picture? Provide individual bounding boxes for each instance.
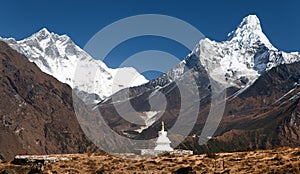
[140,120,193,155]
[154,120,173,151]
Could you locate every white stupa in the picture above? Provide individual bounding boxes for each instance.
[154,121,173,151]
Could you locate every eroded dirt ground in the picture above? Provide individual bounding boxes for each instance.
[1,147,300,173]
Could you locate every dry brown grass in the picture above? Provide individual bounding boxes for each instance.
[1,147,300,173]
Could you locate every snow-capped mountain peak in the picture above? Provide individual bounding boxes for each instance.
[2,28,148,100]
[137,15,299,92]
[228,14,275,50]
[34,28,51,39]
[239,14,261,27]
[231,15,262,35]
[190,15,299,88]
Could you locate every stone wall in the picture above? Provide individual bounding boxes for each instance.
[140,149,193,156]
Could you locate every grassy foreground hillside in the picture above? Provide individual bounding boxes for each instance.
[1,147,300,173]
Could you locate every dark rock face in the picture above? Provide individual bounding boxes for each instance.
[0,41,97,160]
[175,166,195,174]
[27,163,44,174]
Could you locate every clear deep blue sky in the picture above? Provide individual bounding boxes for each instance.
[1,0,299,79]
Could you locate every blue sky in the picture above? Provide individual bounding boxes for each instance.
[1,0,299,79]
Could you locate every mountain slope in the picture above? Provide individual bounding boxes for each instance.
[2,29,148,100]
[0,41,98,160]
[185,61,300,153]
[94,15,300,152]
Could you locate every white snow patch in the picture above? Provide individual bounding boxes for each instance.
[135,111,161,133]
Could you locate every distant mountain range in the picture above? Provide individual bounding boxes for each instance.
[0,15,299,159]
[1,29,148,101]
